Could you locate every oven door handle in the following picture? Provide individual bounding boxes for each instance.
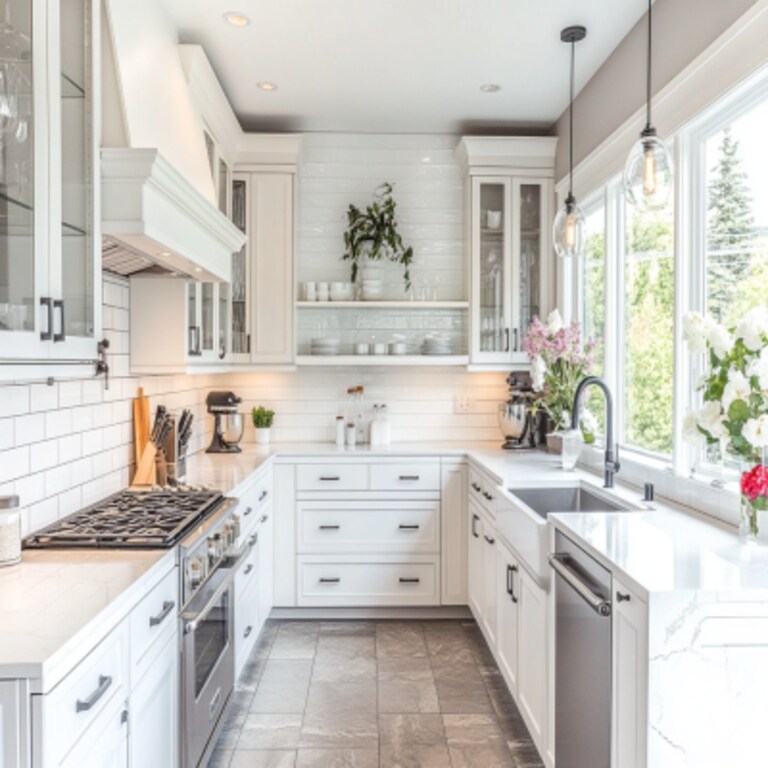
[182,542,254,634]
[549,553,612,617]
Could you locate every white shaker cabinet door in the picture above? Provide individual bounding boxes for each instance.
[467,501,484,621]
[495,543,520,697]
[59,700,128,768]
[480,513,498,651]
[0,681,27,768]
[257,502,275,627]
[441,461,468,605]
[612,578,648,768]
[129,632,179,768]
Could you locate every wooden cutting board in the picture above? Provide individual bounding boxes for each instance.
[133,387,151,469]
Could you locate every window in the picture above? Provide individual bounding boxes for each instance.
[581,203,606,374]
[622,200,675,456]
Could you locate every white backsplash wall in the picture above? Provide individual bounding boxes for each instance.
[0,274,227,537]
[297,133,466,300]
[227,368,508,444]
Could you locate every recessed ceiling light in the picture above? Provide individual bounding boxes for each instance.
[223,11,250,27]
[194,267,202,273]
[257,82,278,91]
[480,83,501,93]
[159,251,171,257]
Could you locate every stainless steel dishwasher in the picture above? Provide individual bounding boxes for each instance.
[549,529,613,768]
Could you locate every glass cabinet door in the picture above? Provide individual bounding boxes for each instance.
[217,283,229,360]
[230,175,249,360]
[187,282,200,356]
[58,0,94,345]
[0,0,42,353]
[471,177,512,363]
[200,282,214,357]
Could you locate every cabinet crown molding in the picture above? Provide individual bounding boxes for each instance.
[456,136,558,172]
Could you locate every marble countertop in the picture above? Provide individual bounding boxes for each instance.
[0,548,173,688]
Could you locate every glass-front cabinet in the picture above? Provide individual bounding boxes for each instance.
[470,174,552,366]
[0,0,99,363]
[187,281,228,363]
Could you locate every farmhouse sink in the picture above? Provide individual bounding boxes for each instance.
[497,482,639,586]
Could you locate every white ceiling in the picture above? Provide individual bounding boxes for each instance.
[161,0,650,135]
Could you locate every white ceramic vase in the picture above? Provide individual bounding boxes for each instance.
[254,427,271,445]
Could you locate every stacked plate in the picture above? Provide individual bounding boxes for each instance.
[310,337,341,356]
[421,335,454,355]
[361,279,383,300]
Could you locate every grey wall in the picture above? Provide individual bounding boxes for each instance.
[553,0,761,181]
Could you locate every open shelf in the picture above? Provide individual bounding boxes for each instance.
[296,300,469,310]
[297,354,469,367]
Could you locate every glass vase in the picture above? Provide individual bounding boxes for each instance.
[739,449,768,545]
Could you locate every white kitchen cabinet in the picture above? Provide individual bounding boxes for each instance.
[0,0,101,368]
[256,500,274,628]
[59,698,128,768]
[468,500,497,650]
[231,170,295,365]
[273,463,296,607]
[129,632,179,768]
[1,681,29,768]
[612,578,648,768]
[496,542,521,697]
[467,501,484,621]
[441,461,468,605]
[457,137,556,368]
[235,572,260,677]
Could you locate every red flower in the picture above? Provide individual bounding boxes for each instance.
[741,465,768,501]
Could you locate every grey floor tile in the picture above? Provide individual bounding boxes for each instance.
[376,622,428,658]
[237,656,269,693]
[229,750,297,768]
[442,714,507,747]
[377,658,439,714]
[270,631,319,660]
[217,690,256,749]
[306,680,378,715]
[378,714,445,747]
[320,621,378,636]
[448,744,515,768]
[424,634,477,667]
[251,659,313,713]
[432,667,493,714]
[313,634,378,683]
[296,748,379,767]
[300,710,379,750]
[207,749,233,768]
[238,714,304,750]
[379,743,452,768]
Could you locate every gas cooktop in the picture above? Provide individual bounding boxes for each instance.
[24,488,225,549]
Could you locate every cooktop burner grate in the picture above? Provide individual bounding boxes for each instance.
[24,489,224,549]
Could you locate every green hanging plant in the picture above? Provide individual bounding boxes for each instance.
[342,182,414,291]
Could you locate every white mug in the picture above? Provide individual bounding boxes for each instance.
[304,281,317,301]
[317,282,330,301]
[487,210,502,229]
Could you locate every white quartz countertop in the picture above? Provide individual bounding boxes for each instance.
[0,548,173,688]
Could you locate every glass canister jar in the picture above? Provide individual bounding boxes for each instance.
[0,495,21,567]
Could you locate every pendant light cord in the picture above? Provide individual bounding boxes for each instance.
[569,37,575,198]
[646,0,652,131]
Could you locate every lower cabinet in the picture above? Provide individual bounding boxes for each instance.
[235,573,260,677]
[257,502,274,624]
[468,500,498,649]
[1,681,28,768]
[129,632,179,768]
[441,461,468,605]
[59,698,128,768]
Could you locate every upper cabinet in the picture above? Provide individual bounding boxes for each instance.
[0,0,100,364]
[457,137,556,368]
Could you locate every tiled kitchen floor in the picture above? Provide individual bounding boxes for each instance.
[207,619,545,768]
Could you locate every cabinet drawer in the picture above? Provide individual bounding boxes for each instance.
[254,470,273,510]
[297,556,440,607]
[235,533,259,599]
[297,501,440,554]
[235,574,260,677]
[468,469,498,517]
[40,618,129,765]
[369,462,440,491]
[296,464,368,491]
[129,566,178,682]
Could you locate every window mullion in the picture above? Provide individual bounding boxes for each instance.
[605,179,623,446]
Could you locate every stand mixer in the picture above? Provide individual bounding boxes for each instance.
[498,374,537,450]
[206,391,245,453]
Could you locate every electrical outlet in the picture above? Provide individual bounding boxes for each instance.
[454,393,471,413]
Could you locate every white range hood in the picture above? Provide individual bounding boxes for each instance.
[100,0,245,282]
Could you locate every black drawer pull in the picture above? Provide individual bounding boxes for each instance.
[482,492,493,501]
[76,675,113,713]
[506,564,518,604]
[258,490,268,502]
[243,506,253,517]
[484,534,495,545]
[399,475,420,481]
[244,564,254,576]
[259,514,269,524]
[319,476,340,481]
[319,525,340,530]
[471,514,479,538]
[149,600,175,627]
[319,577,340,583]
[399,524,420,530]
[471,483,481,492]
[399,578,421,584]
[616,592,631,603]
[244,625,253,638]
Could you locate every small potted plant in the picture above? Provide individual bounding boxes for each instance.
[251,406,275,445]
[342,182,414,296]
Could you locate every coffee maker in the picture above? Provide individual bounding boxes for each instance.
[498,374,537,450]
[206,391,245,453]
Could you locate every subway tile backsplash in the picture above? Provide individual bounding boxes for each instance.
[1,271,508,538]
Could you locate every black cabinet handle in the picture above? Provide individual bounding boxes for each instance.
[399,475,420,481]
[319,577,340,583]
[399,524,420,530]
[244,625,253,638]
[616,592,631,603]
[484,534,495,545]
[504,328,510,352]
[319,476,340,481]
[507,564,519,604]
[319,525,340,530]
[53,299,66,342]
[149,600,175,627]
[471,514,479,538]
[258,490,268,502]
[513,328,519,352]
[399,578,420,584]
[243,506,253,517]
[259,514,269,524]
[482,491,493,501]
[76,675,112,713]
[40,297,53,341]
[471,483,481,492]
[244,564,254,576]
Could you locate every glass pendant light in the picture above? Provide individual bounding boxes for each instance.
[624,0,672,210]
[553,26,587,259]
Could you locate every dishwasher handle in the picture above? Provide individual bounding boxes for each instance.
[549,553,611,617]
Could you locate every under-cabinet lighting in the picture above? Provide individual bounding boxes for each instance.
[223,12,250,27]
